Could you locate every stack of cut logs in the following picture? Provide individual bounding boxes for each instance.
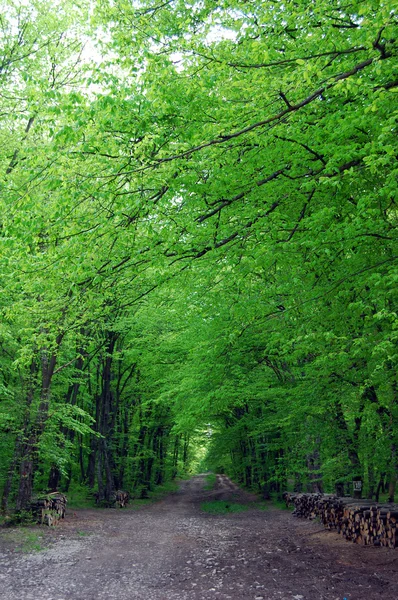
[114,490,129,507]
[284,492,398,549]
[31,492,67,526]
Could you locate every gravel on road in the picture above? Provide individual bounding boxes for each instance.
[1,474,397,600]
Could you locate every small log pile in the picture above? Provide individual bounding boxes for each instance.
[283,492,325,519]
[31,492,67,526]
[114,490,129,507]
[284,492,398,548]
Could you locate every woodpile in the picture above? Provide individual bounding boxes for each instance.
[284,492,398,548]
[31,492,67,526]
[114,490,129,508]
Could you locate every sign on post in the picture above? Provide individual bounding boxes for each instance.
[353,478,362,499]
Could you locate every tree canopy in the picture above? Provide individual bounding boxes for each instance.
[0,0,397,510]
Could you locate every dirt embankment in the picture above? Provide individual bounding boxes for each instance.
[1,474,397,600]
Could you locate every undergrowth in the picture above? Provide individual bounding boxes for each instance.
[67,479,180,510]
[118,480,180,510]
[271,495,293,510]
[67,483,95,509]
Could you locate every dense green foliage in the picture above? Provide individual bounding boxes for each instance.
[0,0,397,511]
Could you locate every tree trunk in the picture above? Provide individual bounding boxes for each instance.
[172,434,179,479]
[48,464,61,492]
[306,440,323,493]
[1,359,37,511]
[15,338,62,511]
[182,433,190,468]
[375,473,386,502]
[388,445,397,503]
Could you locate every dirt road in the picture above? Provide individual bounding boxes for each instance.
[1,475,397,600]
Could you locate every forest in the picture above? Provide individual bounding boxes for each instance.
[0,0,397,514]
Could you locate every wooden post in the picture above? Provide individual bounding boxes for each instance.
[353,477,362,499]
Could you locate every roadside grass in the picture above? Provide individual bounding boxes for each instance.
[271,497,292,510]
[256,501,270,511]
[128,498,153,509]
[200,500,250,515]
[204,473,217,490]
[3,529,45,553]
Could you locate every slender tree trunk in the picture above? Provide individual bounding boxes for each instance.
[155,427,165,485]
[388,445,397,503]
[306,437,323,493]
[96,448,104,501]
[48,465,61,492]
[1,359,37,511]
[387,375,398,502]
[367,464,376,499]
[87,438,98,488]
[172,434,180,479]
[16,337,63,510]
[118,408,130,488]
[49,353,85,491]
[182,433,189,468]
[78,437,85,483]
[99,333,117,502]
[375,473,386,502]
[334,398,362,472]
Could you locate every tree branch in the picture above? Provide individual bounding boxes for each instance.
[196,168,286,223]
[153,57,376,165]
